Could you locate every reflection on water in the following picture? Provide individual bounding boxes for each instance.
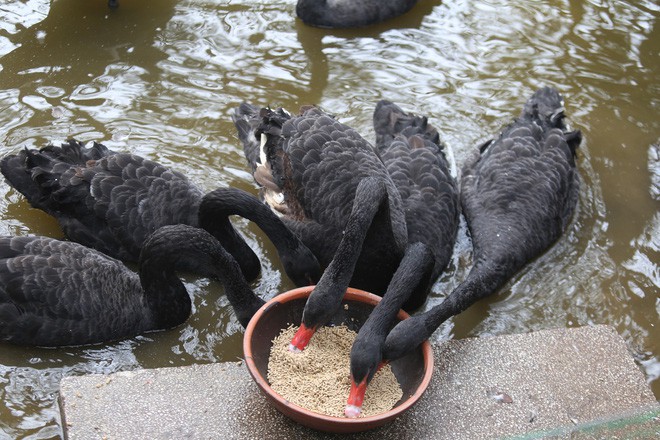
[0,0,658,437]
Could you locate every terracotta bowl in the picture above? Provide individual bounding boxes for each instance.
[243,286,434,433]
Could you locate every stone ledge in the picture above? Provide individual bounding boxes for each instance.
[59,325,659,439]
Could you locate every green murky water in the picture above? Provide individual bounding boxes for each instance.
[0,0,658,437]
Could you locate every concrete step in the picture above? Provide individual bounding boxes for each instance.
[58,325,659,439]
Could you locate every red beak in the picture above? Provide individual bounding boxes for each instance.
[288,323,316,352]
[345,376,368,418]
[344,361,389,418]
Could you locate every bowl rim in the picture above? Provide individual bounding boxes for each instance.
[243,285,434,426]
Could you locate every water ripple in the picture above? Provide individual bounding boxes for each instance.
[0,0,658,437]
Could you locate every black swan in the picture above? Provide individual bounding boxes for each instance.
[346,241,434,418]
[296,0,419,28]
[0,140,320,287]
[232,101,458,352]
[374,100,460,309]
[0,224,265,347]
[380,86,583,362]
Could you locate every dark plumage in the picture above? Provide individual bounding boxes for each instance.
[382,86,583,361]
[296,0,419,28]
[233,101,458,351]
[374,100,460,310]
[0,140,320,287]
[346,242,434,418]
[0,225,265,347]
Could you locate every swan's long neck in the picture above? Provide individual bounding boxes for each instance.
[139,250,192,331]
[382,258,510,361]
[345,242,434,418]
[199,187,320,286]
[196,191,261,282]
[201,187,301,260]
[359,243,434,341]
[139,225,264,330]
[204,241,265,328]
[302,177,389,328]
[424,261,505,332]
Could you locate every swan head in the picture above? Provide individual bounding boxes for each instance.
[281,245,321,287]
[345,336,387,417]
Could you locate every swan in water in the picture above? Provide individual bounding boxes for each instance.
[345,86,582,415]
[0,140,320,286]
[0,225,265,347]
[296,0,420,28]
[233,101,458,352]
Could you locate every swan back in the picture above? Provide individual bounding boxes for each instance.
[234,104,408,275]
[461,87,581,275]
[0,235,149,346]
[374,100,460,275]
[296,0,419,29]
[0,140,202,262]
[371,100,460,310]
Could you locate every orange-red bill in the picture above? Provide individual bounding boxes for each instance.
[345,376,368,418]
[288,323,316,352]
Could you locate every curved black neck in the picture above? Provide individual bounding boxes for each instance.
[206,241,265,328]
[139,258,192,332]
[199,188,320,286]
[382,258,511,362]
[302,177,389,327]
[197,189,261,283]
[140,225,264,330]
[425,259,510,333]
[361,242,434,339]
[199,187,313,279]
[350,242,434,384]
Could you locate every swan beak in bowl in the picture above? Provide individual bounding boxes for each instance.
[345,376,368,418]
[344,361,389,418]
[288,323,316,353]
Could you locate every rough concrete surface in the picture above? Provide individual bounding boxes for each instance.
[59,325,659,439]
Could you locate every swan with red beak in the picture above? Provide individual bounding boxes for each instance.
[346,86,582,417]
[345,243,433,417]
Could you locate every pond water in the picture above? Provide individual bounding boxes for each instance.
[0,0,658,437]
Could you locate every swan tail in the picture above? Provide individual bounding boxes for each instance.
[0,148,62,211]
[233,103,292,210]
[1,149,37,200]
[373,100,442,151]
[232,103,263,173]
[520,86,570,131]
[0,141,99,213]
[520,87,582,156]
[255,107,293,208]
[232,103,291,170]
[39,139,112,165]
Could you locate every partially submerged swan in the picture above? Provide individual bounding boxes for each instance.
[0,225,265,346]
[296,0,419,28]
[381,86,583,362]
[0,140,320,286]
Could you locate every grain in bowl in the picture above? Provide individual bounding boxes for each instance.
[267,324,403,418]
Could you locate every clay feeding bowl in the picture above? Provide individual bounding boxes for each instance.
[243,286,434,433]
